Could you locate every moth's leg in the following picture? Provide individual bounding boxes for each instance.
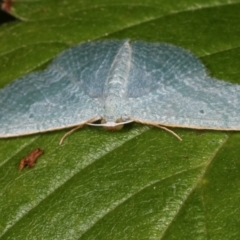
[59,124,85,145]
[59,118,100,145]
[154,125,182,141]
[132,119,182,141]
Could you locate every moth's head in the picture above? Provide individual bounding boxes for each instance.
[101,118,124,130]
[87,117,133,130]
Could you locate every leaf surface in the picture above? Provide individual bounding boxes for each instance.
[0,1,240,239]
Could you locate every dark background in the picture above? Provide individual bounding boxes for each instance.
[0,3,16,25]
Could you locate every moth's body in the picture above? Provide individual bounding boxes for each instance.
[89,41,133,130]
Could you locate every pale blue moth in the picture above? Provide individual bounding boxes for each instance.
[0,40,240,144]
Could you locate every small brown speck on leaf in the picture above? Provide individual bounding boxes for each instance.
[1,0,13,12]
[18,148,43,171]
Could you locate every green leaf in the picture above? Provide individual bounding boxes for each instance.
[1,0,240,239]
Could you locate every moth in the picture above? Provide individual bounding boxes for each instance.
[1,40,239,144]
